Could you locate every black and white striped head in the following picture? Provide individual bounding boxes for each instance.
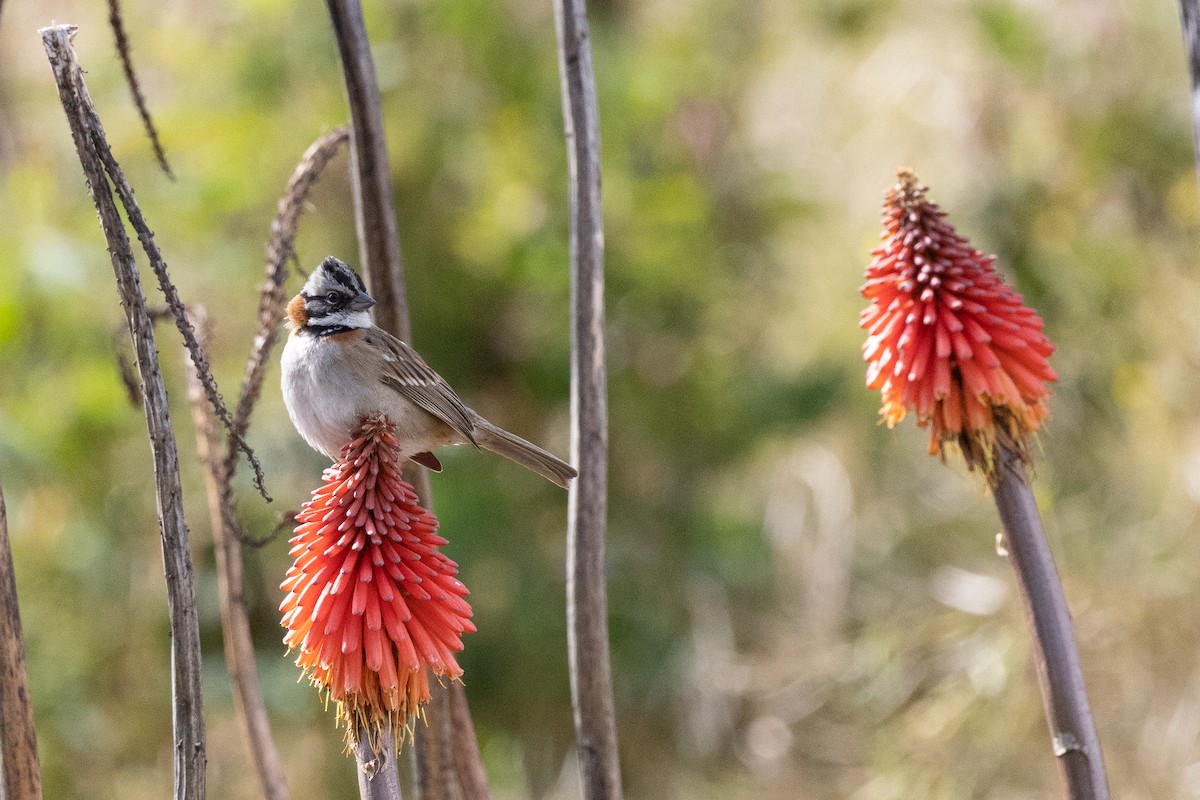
[291,257,376,335]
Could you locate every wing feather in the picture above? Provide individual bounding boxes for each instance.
[365,327,479,445]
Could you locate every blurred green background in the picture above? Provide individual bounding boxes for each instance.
[2,0,1199,797]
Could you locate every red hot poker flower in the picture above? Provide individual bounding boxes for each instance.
[280,412,474,745]
[860,169,1057,476]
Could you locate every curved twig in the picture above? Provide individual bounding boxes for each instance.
[42,25,206,800]
[552,2,623,800]
[219,126,351,549]
[228,125,350,453]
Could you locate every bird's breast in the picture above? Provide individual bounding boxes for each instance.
[280,333,366,459]
[281,331,462,461]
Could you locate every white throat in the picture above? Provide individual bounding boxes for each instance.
[339,310,373,329]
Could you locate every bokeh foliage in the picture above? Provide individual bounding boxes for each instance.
[2,0,1199,798]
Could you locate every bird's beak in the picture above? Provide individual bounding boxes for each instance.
[348,291,376,312]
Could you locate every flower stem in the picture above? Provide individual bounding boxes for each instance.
[992,445,1109,799]
[354,728,404,800]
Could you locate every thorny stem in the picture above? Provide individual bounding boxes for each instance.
[0,481,42,800]
[552,1,623,799]
[89,125,271,502]
[993,445,1109,800]
[42,25,206,800]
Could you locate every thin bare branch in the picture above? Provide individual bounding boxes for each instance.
[993,445,1109,800]
[0,481,42,800]
[325,0,409,341]
[41,24,206,800]
[183,306,290,800]
[552,1,622,799]
[105,0,173,178]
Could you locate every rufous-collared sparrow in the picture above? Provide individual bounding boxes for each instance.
[281,256,577,488]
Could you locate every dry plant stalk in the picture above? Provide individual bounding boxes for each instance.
[553,2,623,799]
[182,307,290,800]
[448,684,490,800]
[229,126,351,453]
[354,728,404,800]
[41,24,206,800]
[0,482,42,800]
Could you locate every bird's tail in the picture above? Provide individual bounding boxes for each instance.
[473,419,577,489]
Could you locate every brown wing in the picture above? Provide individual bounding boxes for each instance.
[364,327,479,445]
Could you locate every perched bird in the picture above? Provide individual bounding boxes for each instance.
[281,256,577,488]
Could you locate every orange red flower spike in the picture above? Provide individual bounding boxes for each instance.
[860,169,1057,478]
[280,412,473,748]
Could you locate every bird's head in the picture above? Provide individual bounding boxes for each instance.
[288,256,376,335]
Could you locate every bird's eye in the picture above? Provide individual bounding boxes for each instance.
[326,292,341,305]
